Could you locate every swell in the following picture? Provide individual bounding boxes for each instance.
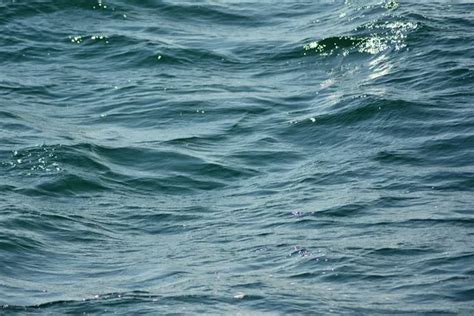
[65,34,243,68]
[303,11,419,57]
[0,291,251,315]
[0,1,87,22]
[1,143,259,197]
[0,1,246,69]
[132,1,262,26]
[279,96,438,141]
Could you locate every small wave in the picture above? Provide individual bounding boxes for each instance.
[2,142,259,196]
[304,18,417,56]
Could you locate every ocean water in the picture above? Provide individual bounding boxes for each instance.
[1,0,473,314]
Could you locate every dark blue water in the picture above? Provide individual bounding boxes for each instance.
[1,0,473,314]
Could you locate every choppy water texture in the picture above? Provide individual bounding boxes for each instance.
[1,0,473,314]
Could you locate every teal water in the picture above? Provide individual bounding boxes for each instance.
[1,0,473,314]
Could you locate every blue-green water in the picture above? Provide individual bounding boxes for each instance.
[1,0,473,314]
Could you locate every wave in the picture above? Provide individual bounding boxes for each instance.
[304,19,418,57]
[1,142,260,196]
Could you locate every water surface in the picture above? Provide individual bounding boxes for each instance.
[1,0,473,314]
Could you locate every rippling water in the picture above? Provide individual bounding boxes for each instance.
[1,0,473,314]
